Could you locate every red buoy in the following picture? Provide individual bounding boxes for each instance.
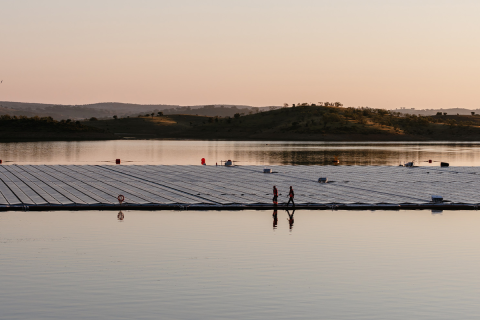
[0,160,2,164]
[428,160,432,163]
[201,158,206,165]
[116,159,121,164]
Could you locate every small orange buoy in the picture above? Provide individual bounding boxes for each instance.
[116,159,121,164]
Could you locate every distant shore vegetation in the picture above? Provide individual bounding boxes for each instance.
[2,103,480,141]
[81,103,480,141]
[0,114,116,141]
[0,114,102,132]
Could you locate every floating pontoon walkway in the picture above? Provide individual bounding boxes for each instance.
[0,165,479,211]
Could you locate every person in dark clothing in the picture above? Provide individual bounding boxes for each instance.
[287,186,295,207]
[273,186,278,205]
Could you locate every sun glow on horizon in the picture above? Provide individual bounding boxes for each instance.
[1,0,479,109]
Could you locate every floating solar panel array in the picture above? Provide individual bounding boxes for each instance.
[0,165,479,210]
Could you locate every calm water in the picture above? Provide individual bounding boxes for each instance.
[1,140,480,165]
[1,210,480,320]
[2,141,480,319]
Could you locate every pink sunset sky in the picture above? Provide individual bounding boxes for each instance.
[1,0,479,109]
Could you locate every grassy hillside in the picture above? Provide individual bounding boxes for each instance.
[81,114,211,138]
[82,105,480,141]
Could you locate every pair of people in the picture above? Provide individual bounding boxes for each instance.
[272,209,295,230]
[272,186,295,207]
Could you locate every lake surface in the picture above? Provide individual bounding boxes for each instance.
[1,209,480,320]
[1,141,480,319]
[1,140,480,165]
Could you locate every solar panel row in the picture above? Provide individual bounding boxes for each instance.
[0,165,478,207]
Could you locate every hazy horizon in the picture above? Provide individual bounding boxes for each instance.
[3,100,480,111]
[1,0,479,109]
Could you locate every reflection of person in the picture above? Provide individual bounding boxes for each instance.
[273,186,278,205]
[272,209,278,229]
[287,186,295,207]
[117,211,124,221]
[287,209,295,230]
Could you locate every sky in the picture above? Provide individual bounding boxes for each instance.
[1,0,479,108]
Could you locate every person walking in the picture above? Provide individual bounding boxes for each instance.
[273,186,278,205]
[287,186,295,207]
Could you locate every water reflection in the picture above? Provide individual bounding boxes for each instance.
[3,210,480,319]
[287,209,295,230]
[117,211,124,221]
[272,209,278,230]
[1,140,480,165]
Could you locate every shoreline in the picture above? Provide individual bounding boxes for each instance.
[1,203,475,212]
[0,132,119,142]
[2,134,480,142]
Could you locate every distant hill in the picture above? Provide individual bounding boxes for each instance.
[0,101,177,111]
[7,104,477,142]
[0,101,270,121]
[390,107,480,116]
[161,105,261,117]
[0,101,179,120]
[82,105,480,141]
